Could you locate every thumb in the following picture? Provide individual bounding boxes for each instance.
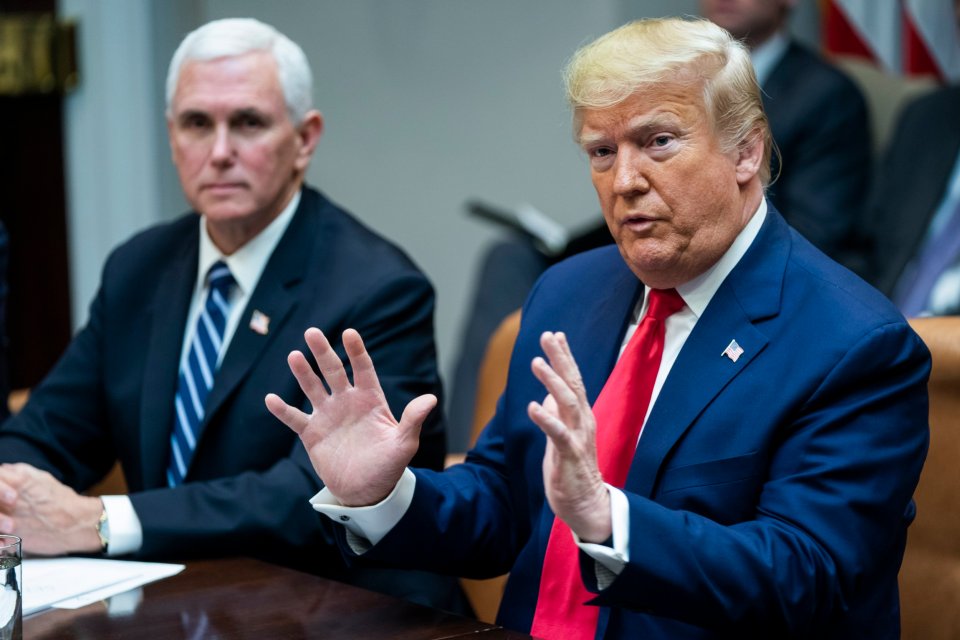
[398,393,438,435]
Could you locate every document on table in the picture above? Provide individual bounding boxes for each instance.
[21,557,184,616]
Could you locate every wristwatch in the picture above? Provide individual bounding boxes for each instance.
[96,502,110,553]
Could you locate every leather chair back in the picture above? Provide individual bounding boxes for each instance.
[457,309,520,623]
[901,317,960,639]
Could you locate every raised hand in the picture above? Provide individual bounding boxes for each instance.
[527,331,612,543]
[265,327,436,507]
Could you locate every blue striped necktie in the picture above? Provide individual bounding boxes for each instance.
[168,261,235,487]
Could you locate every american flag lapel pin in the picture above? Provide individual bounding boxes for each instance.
[249,310,270,335]
[721,339,744,363]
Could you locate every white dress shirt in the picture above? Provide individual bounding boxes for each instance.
[312,200,768,588]
[102,190,301,556]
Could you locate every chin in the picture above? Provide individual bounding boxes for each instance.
[199,201,257,223]
[620,248,680,287]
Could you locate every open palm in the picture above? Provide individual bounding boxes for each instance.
[265,328,436,506]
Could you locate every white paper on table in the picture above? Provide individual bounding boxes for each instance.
[21,558,184,616]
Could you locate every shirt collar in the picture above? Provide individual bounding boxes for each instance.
[750,30,790,86]
[671,198,768,320]
[196,188,302,296]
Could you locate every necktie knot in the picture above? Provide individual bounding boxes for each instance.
[645,287,684,321]
[207,261,235,297]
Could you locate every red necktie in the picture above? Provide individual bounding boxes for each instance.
[530,288,685,639]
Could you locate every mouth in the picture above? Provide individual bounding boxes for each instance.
[202,182,247,194]
[620,214,659,233]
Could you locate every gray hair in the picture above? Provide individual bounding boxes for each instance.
[165,17,313,123]
[565,17,772,185]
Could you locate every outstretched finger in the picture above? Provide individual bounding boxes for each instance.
[342,329,385,393]
[304,328,351,393]
[539,332,589,404]
[264,393,310,434]
[289,350,330,408]
[531,355,582,420]
[397,393,438,437]
[528,400,573,451]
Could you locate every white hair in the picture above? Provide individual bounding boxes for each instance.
[165,18,313,123]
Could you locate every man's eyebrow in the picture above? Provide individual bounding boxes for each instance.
[577,131,608,147]
[578,116,680,147]
[231,107,270,120]
[175,109,208,121]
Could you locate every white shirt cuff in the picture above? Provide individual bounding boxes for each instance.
[574,484,630,590]
[100,495,143,556]
[310,468,416,552]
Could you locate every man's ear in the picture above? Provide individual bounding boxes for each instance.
[294,110,324,171]
[735,131,764,186]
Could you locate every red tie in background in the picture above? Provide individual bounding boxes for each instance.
[530,288,686,639]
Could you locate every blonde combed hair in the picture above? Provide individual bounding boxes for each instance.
[565,17,773,185]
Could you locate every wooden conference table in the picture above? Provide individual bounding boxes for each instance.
[23,557,531,639]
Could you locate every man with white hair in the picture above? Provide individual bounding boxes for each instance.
[0,18,452,601]
[269,17,929,638]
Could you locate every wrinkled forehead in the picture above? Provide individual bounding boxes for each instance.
[573,78,713,142]
[171,51,283,112]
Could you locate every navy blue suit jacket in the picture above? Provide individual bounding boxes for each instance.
[0,186,446,574]
[356,207,929,638]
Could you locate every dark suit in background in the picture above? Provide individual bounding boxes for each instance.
[0,187,449,582]
[762,40,872,261]
[857,86,960,307]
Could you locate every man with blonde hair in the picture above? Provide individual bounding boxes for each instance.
[270,17,928,638]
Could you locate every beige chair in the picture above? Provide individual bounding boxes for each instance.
[900,317,960,639]
[6,388,28,415]
[831,56,937,156]
[452,309,521,623]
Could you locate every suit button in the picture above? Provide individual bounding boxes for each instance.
[339,515,350,522]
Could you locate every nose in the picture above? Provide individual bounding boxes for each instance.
[612,146,650,196]
[209,123,235,167]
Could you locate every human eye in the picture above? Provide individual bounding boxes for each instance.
[650,134,674,148]
[586,144,616,169]
[178,112,210,131]
[646,132,680,158]
[233,111,268,132]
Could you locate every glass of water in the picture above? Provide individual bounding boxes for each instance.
[0,536,20,640]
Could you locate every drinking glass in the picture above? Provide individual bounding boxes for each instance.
[0,535,21,640]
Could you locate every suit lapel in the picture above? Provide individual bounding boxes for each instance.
[625,210,790,496]
[192,194,317,462]
[140,232,198,489]
[570,258,644,406]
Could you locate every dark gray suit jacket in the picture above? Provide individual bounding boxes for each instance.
[858,86,960,300]
[763,40,872,261]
